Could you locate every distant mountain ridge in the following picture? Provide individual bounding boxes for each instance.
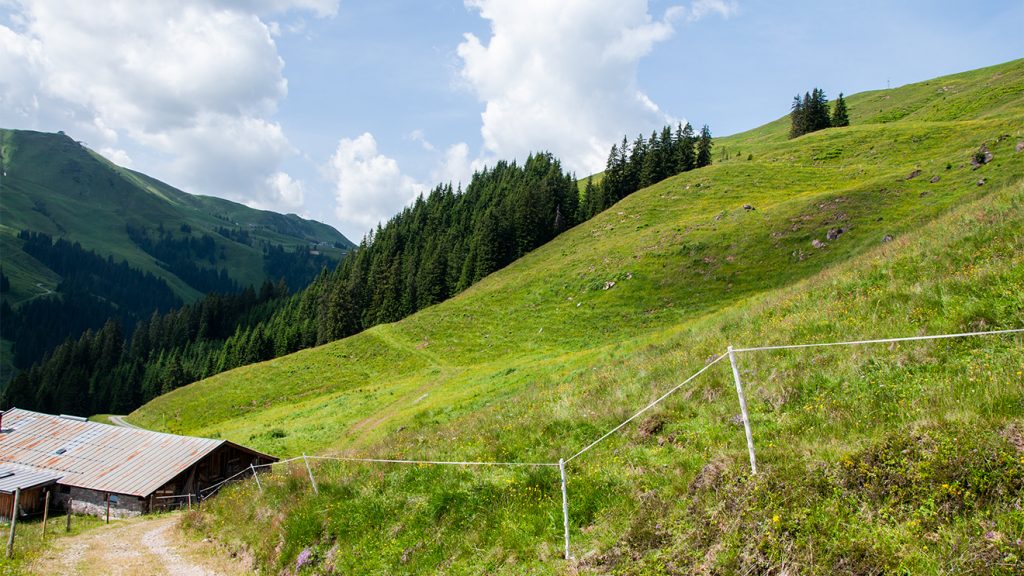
[0,128,353,379]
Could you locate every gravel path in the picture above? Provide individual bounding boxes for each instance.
[28,514,248,576]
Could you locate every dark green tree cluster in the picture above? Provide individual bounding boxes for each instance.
[3,152,581,415]
[262,243,336,296]
[584,122,711,217]
[3,280,291,414]
[126,225,239,294]
[0,268,9,294]
[8,231,182,367]
[790,89,849,138]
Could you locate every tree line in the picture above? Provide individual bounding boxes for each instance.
[790,88,849,138]
[583,122,712,218]
[5,231,183,368]
[4,128,714,415]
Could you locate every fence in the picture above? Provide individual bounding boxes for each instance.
[151,328,1023,561]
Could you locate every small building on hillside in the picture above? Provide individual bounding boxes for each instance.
[0,408,276,519]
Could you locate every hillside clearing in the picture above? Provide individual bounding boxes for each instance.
[130,60,1024,573]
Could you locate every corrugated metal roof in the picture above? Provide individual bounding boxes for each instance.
[0,409,271,497]
[0,463,62,493]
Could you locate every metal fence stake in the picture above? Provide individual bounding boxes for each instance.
[728,345,758,474]
[559,458,571,560]
[251,464,263,494]
[303,454,319,496]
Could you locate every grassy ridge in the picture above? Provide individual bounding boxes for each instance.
[139,60,1024,573]
[0,129,350,305]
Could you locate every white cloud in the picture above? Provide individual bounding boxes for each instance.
[457,0,677,175]
[458,0,734,176]
[408,129,436,152]
[0,0,336,217]
[432,141,489,190]
[98,147,133,168]
[685,0,739,22]
[327,133,426,239]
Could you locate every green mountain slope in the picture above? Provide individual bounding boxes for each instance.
[0,128,352,306]
[136,60,1023,573]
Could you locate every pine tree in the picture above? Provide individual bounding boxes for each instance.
[831,92,850,127]
[789,95,805,138]
[675,122,696,172]
[696,125,713,168]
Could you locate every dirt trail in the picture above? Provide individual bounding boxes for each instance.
[29,514,249,576]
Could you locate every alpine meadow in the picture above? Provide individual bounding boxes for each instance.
[105,60,1024,574]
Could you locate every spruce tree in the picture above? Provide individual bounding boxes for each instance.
[696,125,713,168]
[831,92,850,127]
[676,122,696,171]
[789,94,806,138]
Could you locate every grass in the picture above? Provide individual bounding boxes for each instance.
[134,59,1024,573]
[0,513,107,576]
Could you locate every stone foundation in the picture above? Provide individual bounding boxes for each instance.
[53,487,146,519]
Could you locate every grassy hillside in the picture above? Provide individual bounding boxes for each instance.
[0,129,351,306]
[135,60,1023,573]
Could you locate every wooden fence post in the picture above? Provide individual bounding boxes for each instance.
[6,488,19,559]
[66,499,72,532]
[42,490,50,538]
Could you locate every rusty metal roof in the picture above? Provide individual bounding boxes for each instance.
[0,463,62,494]
[0,409,273,497]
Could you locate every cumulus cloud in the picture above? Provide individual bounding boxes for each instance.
[327,133,426,239]
[457,0,734,176]
[0,0,337,215]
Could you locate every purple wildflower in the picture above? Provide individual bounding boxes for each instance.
[296,547,313,571]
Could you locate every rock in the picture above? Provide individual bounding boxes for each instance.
[906,169,922,180]
[929,175,941,183]
[826,227,845,241]
[882,234,894,243]
[602,280,616,290]
[812,239,825,249]
[977,178,986,186]
[743,204,755,211]
[971,144,993,168]
[1016,141,1024,153]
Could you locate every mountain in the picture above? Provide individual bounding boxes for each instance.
[0,129,352,305]
[0,128,353,379]
[133,60,1024,573]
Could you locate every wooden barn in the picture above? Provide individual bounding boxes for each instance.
[0,464,61,522]
[0,409,276,519]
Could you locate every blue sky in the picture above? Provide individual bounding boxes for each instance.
[1,0,1021,241]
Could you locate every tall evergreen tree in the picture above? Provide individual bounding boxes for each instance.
[789,95,806,138]
[675,122,696,172]
[696,125,713,168]
[831,92,850,127]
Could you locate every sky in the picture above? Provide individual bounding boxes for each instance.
[1,0,1022,242]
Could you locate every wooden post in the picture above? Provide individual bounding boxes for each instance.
[303,454,319,496]
[187,493,192,511]
[105,493,110,524]
[42,490,50,538]
[6,488,19,559]
[66,499,72,532]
